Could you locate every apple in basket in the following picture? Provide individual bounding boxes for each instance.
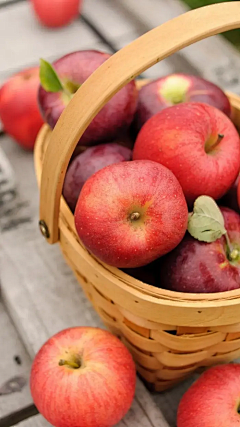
[30,327,136,427]
[74,159,188,268]
[134,73,231,131]
[177,364,240,427]
[0,67,44,150]
[38,51,138,145]
[159,196,240,293]
[63,143,132,211]
[220,174,240,212]
[30,0,82,28]
[133,102,240,205]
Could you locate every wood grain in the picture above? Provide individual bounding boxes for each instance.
[0,2,99,85]
[0,301,32,420]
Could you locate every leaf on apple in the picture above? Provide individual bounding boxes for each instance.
[188,195,227,243]
[39,59,64,93]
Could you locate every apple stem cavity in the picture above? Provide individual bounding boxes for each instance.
[129,212,141,221]
[59,359,81,369]
[205,133,224,153]
[223,232,240,261]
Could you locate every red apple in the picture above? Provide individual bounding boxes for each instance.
[133,102,240,205]
[74,160,188,268]
[30,0,82,28]
[63,143,132,211]
[135,74,231,131]
[237,177,240,209]
[0,67,44,150]
[220,175,240,212]
[38,51,138,145]
[30,327,136,427]
[159,207,240,293]
[177,364,240,427]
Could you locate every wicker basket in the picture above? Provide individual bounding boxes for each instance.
[34,2,240,392]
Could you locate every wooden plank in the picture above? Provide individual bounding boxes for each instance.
[82,0,176,78]
[0,301,32,420]
[152,374,199,427]
[12,414,50,427]
[0,137,170,426]
[119,0,240,91]
[0,2,99,84]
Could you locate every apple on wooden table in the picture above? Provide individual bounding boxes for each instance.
[0,67,44,150]
[38,51,138,146]
[135,73,231,131]
[177,364,240,427]
[30,0,82,28]
[30,327,136,427]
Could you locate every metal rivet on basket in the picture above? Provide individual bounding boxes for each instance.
[39,220,50,239]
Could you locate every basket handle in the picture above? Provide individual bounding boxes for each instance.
[39,2,240,243]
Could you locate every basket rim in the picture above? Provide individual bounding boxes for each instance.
[34,91,240,313]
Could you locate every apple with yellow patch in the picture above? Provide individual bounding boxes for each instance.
[135,73,231,131]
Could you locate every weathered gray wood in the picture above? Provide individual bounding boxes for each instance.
[0,136,170,427]
[0,300,32,419]
[119,0,240,92]
[0,2,99,84]
[82,0,176,77]
[12,414,50,427]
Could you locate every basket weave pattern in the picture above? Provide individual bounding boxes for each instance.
[66,259,240,392]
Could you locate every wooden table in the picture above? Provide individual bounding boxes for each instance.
[1,1,240,426]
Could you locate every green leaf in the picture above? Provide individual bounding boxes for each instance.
[188,195,227,243]
[39,58,64,93]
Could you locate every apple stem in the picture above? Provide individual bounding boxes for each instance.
[211,133,224,151]
[224,232,239,261]
[59,359,80,369]
[129,212,141,221]
[230,249,239,261]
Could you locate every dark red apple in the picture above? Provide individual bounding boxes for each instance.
[177,364,240,427]
[38,51,138,145]
[74,160,188,268]
[135,73,231,131]
[133,102,240,205]
[30,327,136,427]
[30,0,82,28]
[220,175,240,212]
[0,67,44,150]
[63,143,132,211]
[159,207,240,293]
[237,176,240,210]
[122,258,161,287]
